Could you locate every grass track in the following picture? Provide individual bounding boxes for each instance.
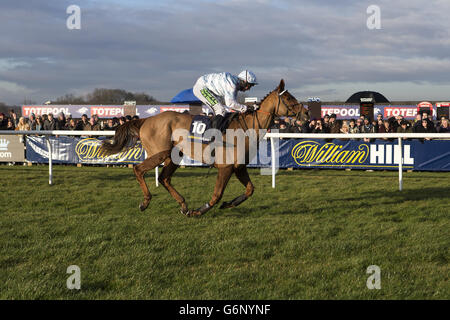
[0,165,449,299]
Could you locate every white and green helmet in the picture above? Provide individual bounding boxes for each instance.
[238,70,258,85]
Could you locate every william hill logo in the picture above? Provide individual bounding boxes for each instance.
[291,141,414,167]
[75,138,143,163]
[0,139,10,151]
[291,141,369,166]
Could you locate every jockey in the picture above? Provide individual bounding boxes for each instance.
[193,70,258,131]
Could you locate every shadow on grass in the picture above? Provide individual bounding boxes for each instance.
[268,169,449,180]
[93,169,217,182]
[341,186,450,203]
[3,165,448,180]
[0,166,217,183]
[213,186,450,218]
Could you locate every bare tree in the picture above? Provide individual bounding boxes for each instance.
[22,98,37,105]
[54,88,160,105]
[54,93,85,104]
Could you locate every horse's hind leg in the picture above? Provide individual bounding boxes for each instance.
[158,158,189,215]
[133,150,171,211]
[220,165,254,209]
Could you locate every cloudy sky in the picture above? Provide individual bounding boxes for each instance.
[1,0,449,105]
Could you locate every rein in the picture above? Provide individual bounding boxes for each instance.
[237,90,306,132]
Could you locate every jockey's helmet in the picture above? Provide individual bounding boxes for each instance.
[238,70,258,85]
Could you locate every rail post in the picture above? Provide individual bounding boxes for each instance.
[271,136,276,188]
[398,137,403,191]
[45,135,53,185]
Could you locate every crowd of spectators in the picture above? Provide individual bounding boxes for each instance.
[271,112,450,141]
[0,109,139,132]
[1,109,449,137]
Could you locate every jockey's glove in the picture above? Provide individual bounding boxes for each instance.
[239,105,248,113]
[245,104,259,112]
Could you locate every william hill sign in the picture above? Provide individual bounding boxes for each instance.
[26,136,146,165]
[23,136,450,172]
[75,138,143,163]
[292,141,369,166]
[290,140,414,168]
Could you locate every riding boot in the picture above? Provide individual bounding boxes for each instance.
[208,115,226,159]
[211,114,226,132]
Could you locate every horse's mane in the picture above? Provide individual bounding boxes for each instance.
[259,89,277,105]
[237,90,275,119]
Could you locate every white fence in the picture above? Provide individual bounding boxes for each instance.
[1,130,450,191]
[264,132,450,191]
[0,130,160,186]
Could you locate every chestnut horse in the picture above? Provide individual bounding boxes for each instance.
[102,79,308,217]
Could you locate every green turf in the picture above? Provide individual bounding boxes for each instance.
[0,165,448,299]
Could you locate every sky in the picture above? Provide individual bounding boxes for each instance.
[0,0,449,105]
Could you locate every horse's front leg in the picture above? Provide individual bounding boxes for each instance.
[188,165,234,217]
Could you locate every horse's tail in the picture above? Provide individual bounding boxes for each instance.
[101,119,146,155]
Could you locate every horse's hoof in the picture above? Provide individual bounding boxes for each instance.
[186,210,201,217]
[180,208,189,216]
[219,202,232,210]
[139,203,148,211]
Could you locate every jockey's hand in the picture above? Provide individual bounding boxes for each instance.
[245,104,259,112]
[239,105,248,113]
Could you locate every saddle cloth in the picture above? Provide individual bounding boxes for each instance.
[188,113,239,144]
[189,115,213,144]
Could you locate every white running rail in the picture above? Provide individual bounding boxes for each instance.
[0,130,160,186]
[1,131,449,190]
[264,132,450,191]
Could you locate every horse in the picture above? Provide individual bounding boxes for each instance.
[101,79,309,217]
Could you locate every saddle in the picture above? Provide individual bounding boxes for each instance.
[188,113,240,144]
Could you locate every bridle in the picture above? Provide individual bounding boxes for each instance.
[238,90,305,132]
[275,90,304,120]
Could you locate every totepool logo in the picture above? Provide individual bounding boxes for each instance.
[291,141,369,166]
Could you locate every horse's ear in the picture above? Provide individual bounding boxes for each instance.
[277,79,285,93]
